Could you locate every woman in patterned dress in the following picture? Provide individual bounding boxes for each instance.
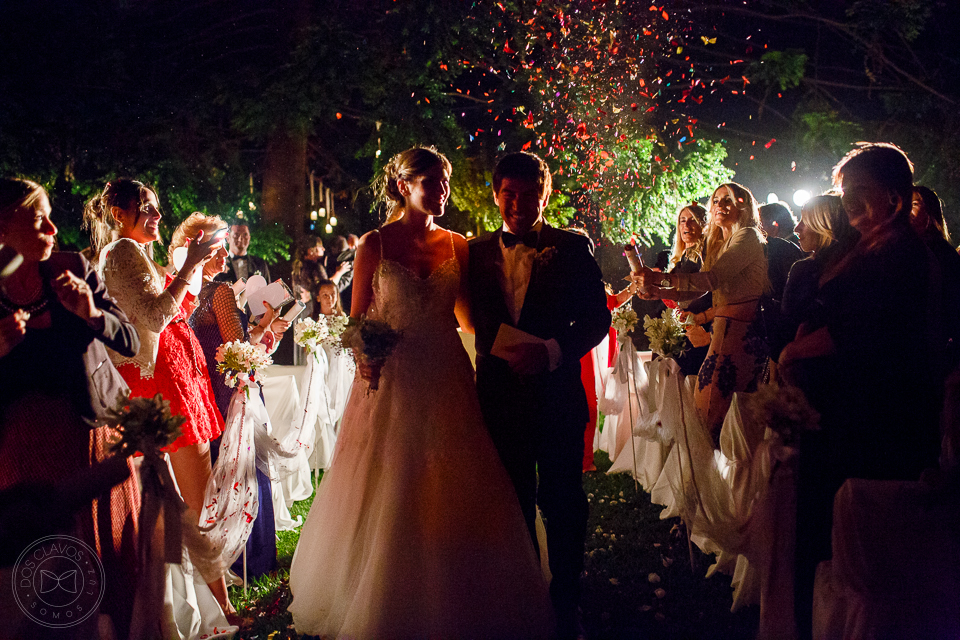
[636,183,769,443]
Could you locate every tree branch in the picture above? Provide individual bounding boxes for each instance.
[689,3,956,105]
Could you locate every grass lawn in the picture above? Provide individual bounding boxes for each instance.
[229,453,759,639]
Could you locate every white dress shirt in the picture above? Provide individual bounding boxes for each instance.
[497,220,562,370]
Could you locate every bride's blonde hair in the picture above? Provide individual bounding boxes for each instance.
[373,146,452,224]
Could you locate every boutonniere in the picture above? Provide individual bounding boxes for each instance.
[534,246,558,269]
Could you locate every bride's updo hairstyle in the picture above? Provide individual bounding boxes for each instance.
[374,146,452,224]
[0,178,45,223]
[83,178,152,255]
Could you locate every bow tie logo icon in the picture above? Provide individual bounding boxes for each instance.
[39,569,78,594]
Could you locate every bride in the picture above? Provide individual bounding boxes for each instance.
[288,147,554,639]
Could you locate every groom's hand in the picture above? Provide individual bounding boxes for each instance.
[505,342,550,375]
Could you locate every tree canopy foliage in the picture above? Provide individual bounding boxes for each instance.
[4,0,957,258]
[0,0,741,255]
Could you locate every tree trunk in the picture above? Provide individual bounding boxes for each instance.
[261,131,307,244]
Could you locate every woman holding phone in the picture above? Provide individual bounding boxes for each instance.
[84,179,237,618]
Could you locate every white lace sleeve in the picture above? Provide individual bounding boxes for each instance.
[101,238,179,333]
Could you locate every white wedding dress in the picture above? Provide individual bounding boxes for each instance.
[288,244,554,639]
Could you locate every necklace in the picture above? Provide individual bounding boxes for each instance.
[0,277,48,315]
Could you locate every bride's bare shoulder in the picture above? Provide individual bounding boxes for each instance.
[358,228,384,249]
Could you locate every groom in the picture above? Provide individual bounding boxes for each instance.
[469,152,611,638]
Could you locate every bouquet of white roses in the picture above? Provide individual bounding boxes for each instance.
[643,309,687,359]
[611,306,639,336]
[293,317,324,352]
[215,340,273,389]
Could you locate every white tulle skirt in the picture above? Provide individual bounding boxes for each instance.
[287,328,554,639]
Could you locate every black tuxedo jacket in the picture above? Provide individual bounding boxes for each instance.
[215,253,271,284]
[469,224,611,425]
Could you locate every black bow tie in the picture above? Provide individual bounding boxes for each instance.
[502,230,538,249]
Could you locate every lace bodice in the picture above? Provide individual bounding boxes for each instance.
[99,238,179,376]
[368,238,460,338]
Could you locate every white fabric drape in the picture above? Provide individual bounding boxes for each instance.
[260,372,306,531]
[603,355,799,639]
[200,382,271,568]
[813,479,960,640]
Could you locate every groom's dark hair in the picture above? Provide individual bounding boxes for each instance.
[493,152,552,200]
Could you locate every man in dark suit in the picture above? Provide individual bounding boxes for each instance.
[216,221,271,283]
[468,152,611,639]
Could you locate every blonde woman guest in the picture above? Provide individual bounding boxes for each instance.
[83,179,238,618]
[636,183,769,442]
[0,178,140,636]
[669,203,708,276]
[668,203,715,377]
[780,195,857,330]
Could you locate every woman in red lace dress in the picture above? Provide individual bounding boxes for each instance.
[83,178,236,616]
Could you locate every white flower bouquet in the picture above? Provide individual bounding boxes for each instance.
[643,309,687,359]
[293,317,324,352]
[744,381,820,447]
[611,306,639,336]
[295,314,351,356]
[215,340,273,390]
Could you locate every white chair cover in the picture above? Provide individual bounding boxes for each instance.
[260,372,308,530]
[813,478,960,640]
[157,456,237,640]
[608,354,674,493]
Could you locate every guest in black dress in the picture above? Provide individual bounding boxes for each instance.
[779,144,944,637]
[174,213,288,579]
[912,185,960,373]
[776,194,858,360]
[0,178,140,637]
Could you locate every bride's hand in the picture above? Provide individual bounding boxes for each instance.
[356,358,382,383]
